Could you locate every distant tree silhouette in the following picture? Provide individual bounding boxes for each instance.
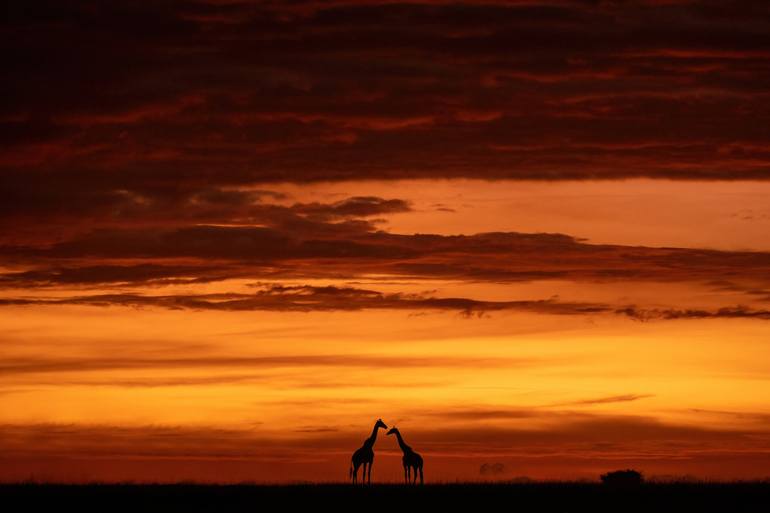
[387,426,424,485]
[350,419,387,484]
[480,462,506,476]
[601,469,644,487]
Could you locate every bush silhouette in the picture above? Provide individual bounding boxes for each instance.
[600,469,644,487]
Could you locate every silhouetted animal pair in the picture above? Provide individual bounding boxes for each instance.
[350,419,424,485]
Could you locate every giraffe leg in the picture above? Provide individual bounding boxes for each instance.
[419,464,424,485]
[367,460,373,484]
[404,465,408,484]
[353,462,360,484]
[406,466,410,484]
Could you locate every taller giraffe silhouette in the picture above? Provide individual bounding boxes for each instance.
[349,418,387,484]
[387,426,424,484]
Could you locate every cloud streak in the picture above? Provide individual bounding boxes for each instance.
[618,306,770,321]
[0,284,612,317]
[2,282,768,322]
[5,223,770,288]
[0,352,538,377]
[547,394,655,407]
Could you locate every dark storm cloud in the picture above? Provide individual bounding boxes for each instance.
[1,281,767,322]
[617,305,770,321]
[0,284,612,316]
[2,0,770,228]
[3,207,770,320]
[0,185,400,240]
[290,196,412,220]
[3,0,770,319]
[5,224,770,287]
[0,264,227,287]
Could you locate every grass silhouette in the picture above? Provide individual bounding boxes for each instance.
[2,481,769,512]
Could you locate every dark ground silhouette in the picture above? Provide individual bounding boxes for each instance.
[601,469,644,487]
[2,482,769,513]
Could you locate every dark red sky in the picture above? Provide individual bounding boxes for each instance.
[4,1,770,209]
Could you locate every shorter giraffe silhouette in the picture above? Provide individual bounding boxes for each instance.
[387,426,424,484]
[350,418,388,484]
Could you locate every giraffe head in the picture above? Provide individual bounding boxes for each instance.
[386,426,399,436]
[375,418,388,430]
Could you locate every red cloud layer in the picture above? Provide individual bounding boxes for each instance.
[2,0,770,213]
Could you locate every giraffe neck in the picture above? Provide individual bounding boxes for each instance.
[366,423,380,446]
[394,430,410,453]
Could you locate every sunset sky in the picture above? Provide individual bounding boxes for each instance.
[2,0,770,483]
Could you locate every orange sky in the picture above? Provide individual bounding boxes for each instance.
[2,179,770,482]
[3,0,770,483]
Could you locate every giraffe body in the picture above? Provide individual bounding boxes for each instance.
[387,427,424,485]
[350,419,387,484]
